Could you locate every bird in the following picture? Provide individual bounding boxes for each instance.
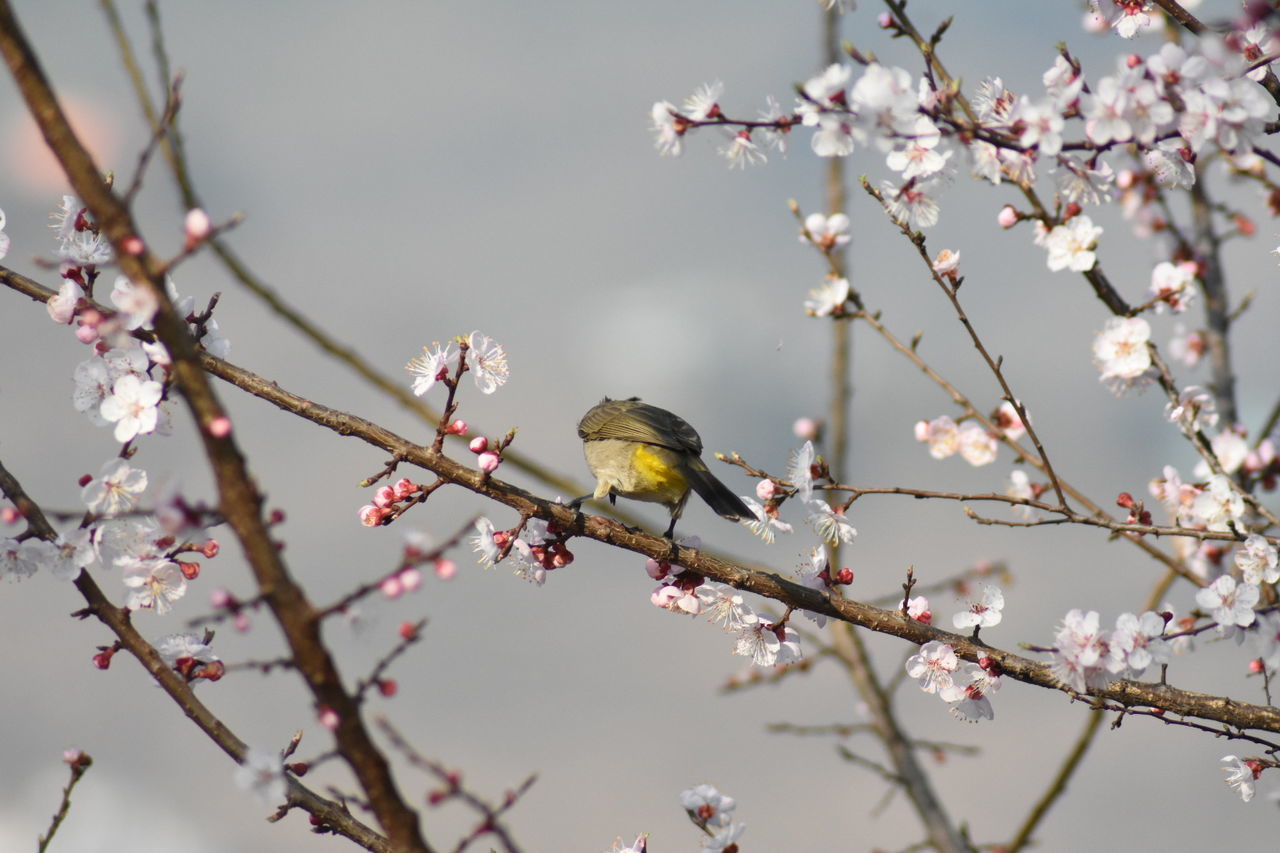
[570,397,753,538]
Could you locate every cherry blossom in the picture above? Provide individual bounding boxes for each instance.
[942,661,1000,722]
[46,279,82,324]
[469,517,501,568]
[82,458,148,516]
[956,423,998,467]
[650,101,682,156]
[915,415,959,459]
[905,641,958,695]
[1042,216,1102,272]
[100,374,164,443]
[1049,609,1112,693]
[740,495,792,543]
[802,212,851,251]
[1221,755,1261,802]
[806,499,856,546]
[464,331,509,394]
[1106,610,1170,677]
[122,558,188,614]
[953,585,1005,631]
[1189,474,1244,532]
[733,614,802,666]
[1092,316,1152,383]
[787,440,816,502]
[719,130,766,169]
[235,747,288,807]
[1164,386,1217,435]
[405,341,459,397]
[682,81,723,122]
[1148,260,1197,313]
[804,276,849,317]
[698,582,757,632]
[1195,574,1258,632]
[679,783,736,828]
[1234,534,1279,585]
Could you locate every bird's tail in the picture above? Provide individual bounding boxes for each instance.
[684,459,753,521]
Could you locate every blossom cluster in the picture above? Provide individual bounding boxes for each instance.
[45,197,231,445]
[905,640,1002,722]
[1149,463,1279,579]
[406,331,509,397]
[651,564,802,668]
[1,201,231,672]
[470,516,573,585]
[653,16,1276,234]
[1,456,218,622]
[1047,607,1175,693]
[915,402,1027,468]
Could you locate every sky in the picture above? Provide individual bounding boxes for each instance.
[1,1,1278,851]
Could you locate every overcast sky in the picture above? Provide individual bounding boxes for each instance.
[1,2,1277,851]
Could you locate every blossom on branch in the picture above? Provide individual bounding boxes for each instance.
[1041,215,1102,272]
[1092,317,1152,386]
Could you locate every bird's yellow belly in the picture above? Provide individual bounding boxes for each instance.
[585,440,688,504]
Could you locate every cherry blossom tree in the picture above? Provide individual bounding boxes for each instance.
[2,1,1280,851]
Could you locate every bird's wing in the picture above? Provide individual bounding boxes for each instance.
[578,398,703,455]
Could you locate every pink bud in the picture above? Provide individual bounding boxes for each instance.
[399,621,420,641]
[477,451,501,472]
[374,486,397,508]
[358,504,387,527]
[207,415,232,438]
[75,323,98,344]
[399,566,423,591]
[234,612,251,632]
[469,436,489,453]
[434,558,457,580]
[1126,53,1142,69]
[201,539,220,558]
[120,235,145,256]
[645,558,670,580]
[836,567,854,585]
[756,479,778,501]
[318,707,340,730]
[381,575,404,598]
[997,205,1018,228]
[0,506,19,524]
[446,419,468,435]
[184,208,212,241]
[792,418,818,440]
[178,561,200,580]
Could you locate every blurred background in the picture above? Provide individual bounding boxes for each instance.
[1,1,1277,850]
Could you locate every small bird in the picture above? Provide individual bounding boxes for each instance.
[570,397,753,538]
